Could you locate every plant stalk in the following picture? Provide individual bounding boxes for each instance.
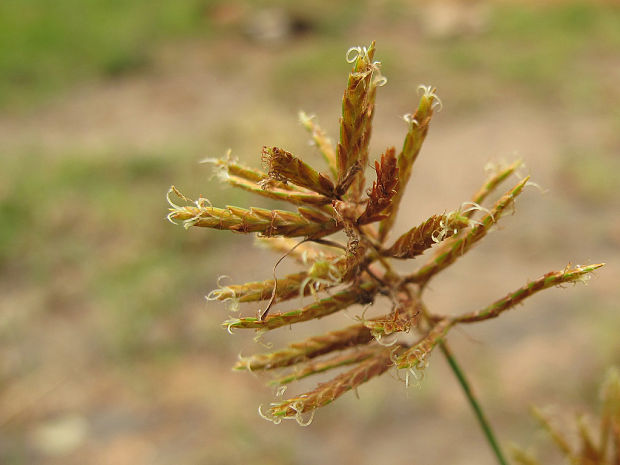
[439,342,510,465]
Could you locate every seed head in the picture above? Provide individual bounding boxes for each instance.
[168,42,604,426]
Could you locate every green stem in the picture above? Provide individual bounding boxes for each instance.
[439,342,510,465]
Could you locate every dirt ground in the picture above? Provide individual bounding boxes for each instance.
[1,3,619,464]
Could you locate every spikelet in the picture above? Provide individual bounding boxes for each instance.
[209,256,346,305]
[299,111,338,179]
[379,85,441,241]
[337,41,380,198]
[204,154,267,183]
[234,323,374,371]
[208,271,308,304]
[454,263,604,324]
[206,152,303,192]
[207,153,334,208]
[226,174,333,207]
[169,194,341,238]
[363,295,420,337]
[406,159,522,287]
[357,147,399,225]
[405,176,530,284]
[422,160,524,270]
[271,347,380,386]
[269,347,396,419]
[262,146,336,197]
[470,159,523,211]
[254,237,325,264]
[386,211,470,259]
[351,46,381,202]
[223,281,378,331]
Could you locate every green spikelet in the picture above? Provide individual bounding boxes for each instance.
[169,195,341,238]
[454,263,604,324]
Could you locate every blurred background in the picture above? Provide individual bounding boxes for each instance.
[1,0,619,463]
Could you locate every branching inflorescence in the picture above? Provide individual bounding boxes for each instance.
[168,42,604,427]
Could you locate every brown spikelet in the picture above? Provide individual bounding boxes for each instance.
[262,146,336,197]
[206,154,295,191]
[386,212,470,259]
[424,159,525,271]
[379,86,440,241]
[272,346,383,386]
[337,41,380,198]
[357,147,399,224]
[234,323,374,372]
[351,70,378,201]
[362,294,420,336]
[405,177,530,284]
[269,347,397,419]
[335,161,363,197]
[342,233,369,282]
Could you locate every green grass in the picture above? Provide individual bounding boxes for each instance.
[4,1,617,112]
[436,2,620,104]
[0,0,213,109]
[0,150,246,356]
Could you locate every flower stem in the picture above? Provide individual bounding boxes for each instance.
[439,342,510,465]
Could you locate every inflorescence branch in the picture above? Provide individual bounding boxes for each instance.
[168,43,604,451]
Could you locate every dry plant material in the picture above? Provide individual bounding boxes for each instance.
[168,42,604,426]
[512,367,620,465]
